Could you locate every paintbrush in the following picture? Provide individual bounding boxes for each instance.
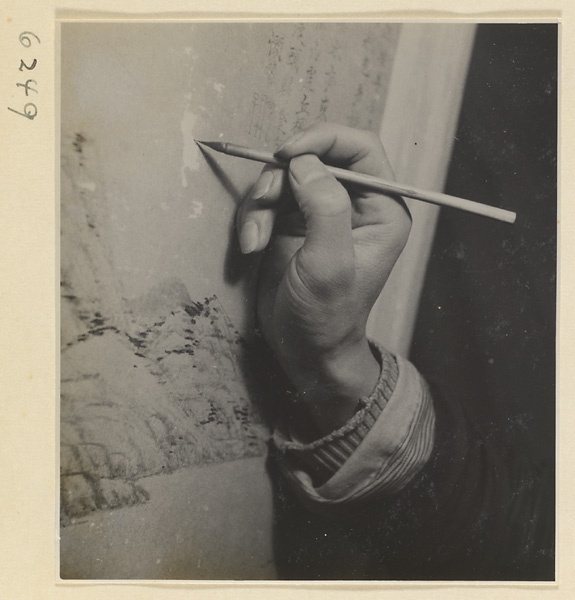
[196,140,516,224]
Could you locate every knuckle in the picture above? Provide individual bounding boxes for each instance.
[304,121,329,135]
[361,129,383,149]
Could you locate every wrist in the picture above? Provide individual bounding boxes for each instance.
[281,337,381,438]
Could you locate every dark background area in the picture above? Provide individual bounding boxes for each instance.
[411,24,557,465]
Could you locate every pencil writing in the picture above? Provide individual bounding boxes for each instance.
[7,31,41,121]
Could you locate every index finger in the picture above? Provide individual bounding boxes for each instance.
[275,122,393,180]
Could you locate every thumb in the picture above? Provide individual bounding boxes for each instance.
[288,154,355,292]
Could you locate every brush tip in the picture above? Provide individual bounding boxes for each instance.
[195,140,223,151]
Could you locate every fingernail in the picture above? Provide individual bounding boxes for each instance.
[276,130,306,154]
[251,170,274,200]
[239,220,259,254]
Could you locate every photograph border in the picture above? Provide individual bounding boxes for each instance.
[0,1,570,598]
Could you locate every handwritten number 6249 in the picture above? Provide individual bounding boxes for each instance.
[8,32,40,120]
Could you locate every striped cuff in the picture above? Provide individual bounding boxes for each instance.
[272,351,435,515]
[272,341,399,485]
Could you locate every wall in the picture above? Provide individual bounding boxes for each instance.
[59,21,400,579]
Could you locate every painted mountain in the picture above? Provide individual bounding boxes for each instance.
[60,134,270,523]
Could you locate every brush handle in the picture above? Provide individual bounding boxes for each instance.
[214,142,516,224]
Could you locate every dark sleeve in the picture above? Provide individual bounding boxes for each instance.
[270,347,554,580]
[271,346,435,516]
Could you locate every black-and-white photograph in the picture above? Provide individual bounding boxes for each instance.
[59,21,556,581]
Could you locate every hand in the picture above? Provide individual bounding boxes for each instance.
[236,123,411,438]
